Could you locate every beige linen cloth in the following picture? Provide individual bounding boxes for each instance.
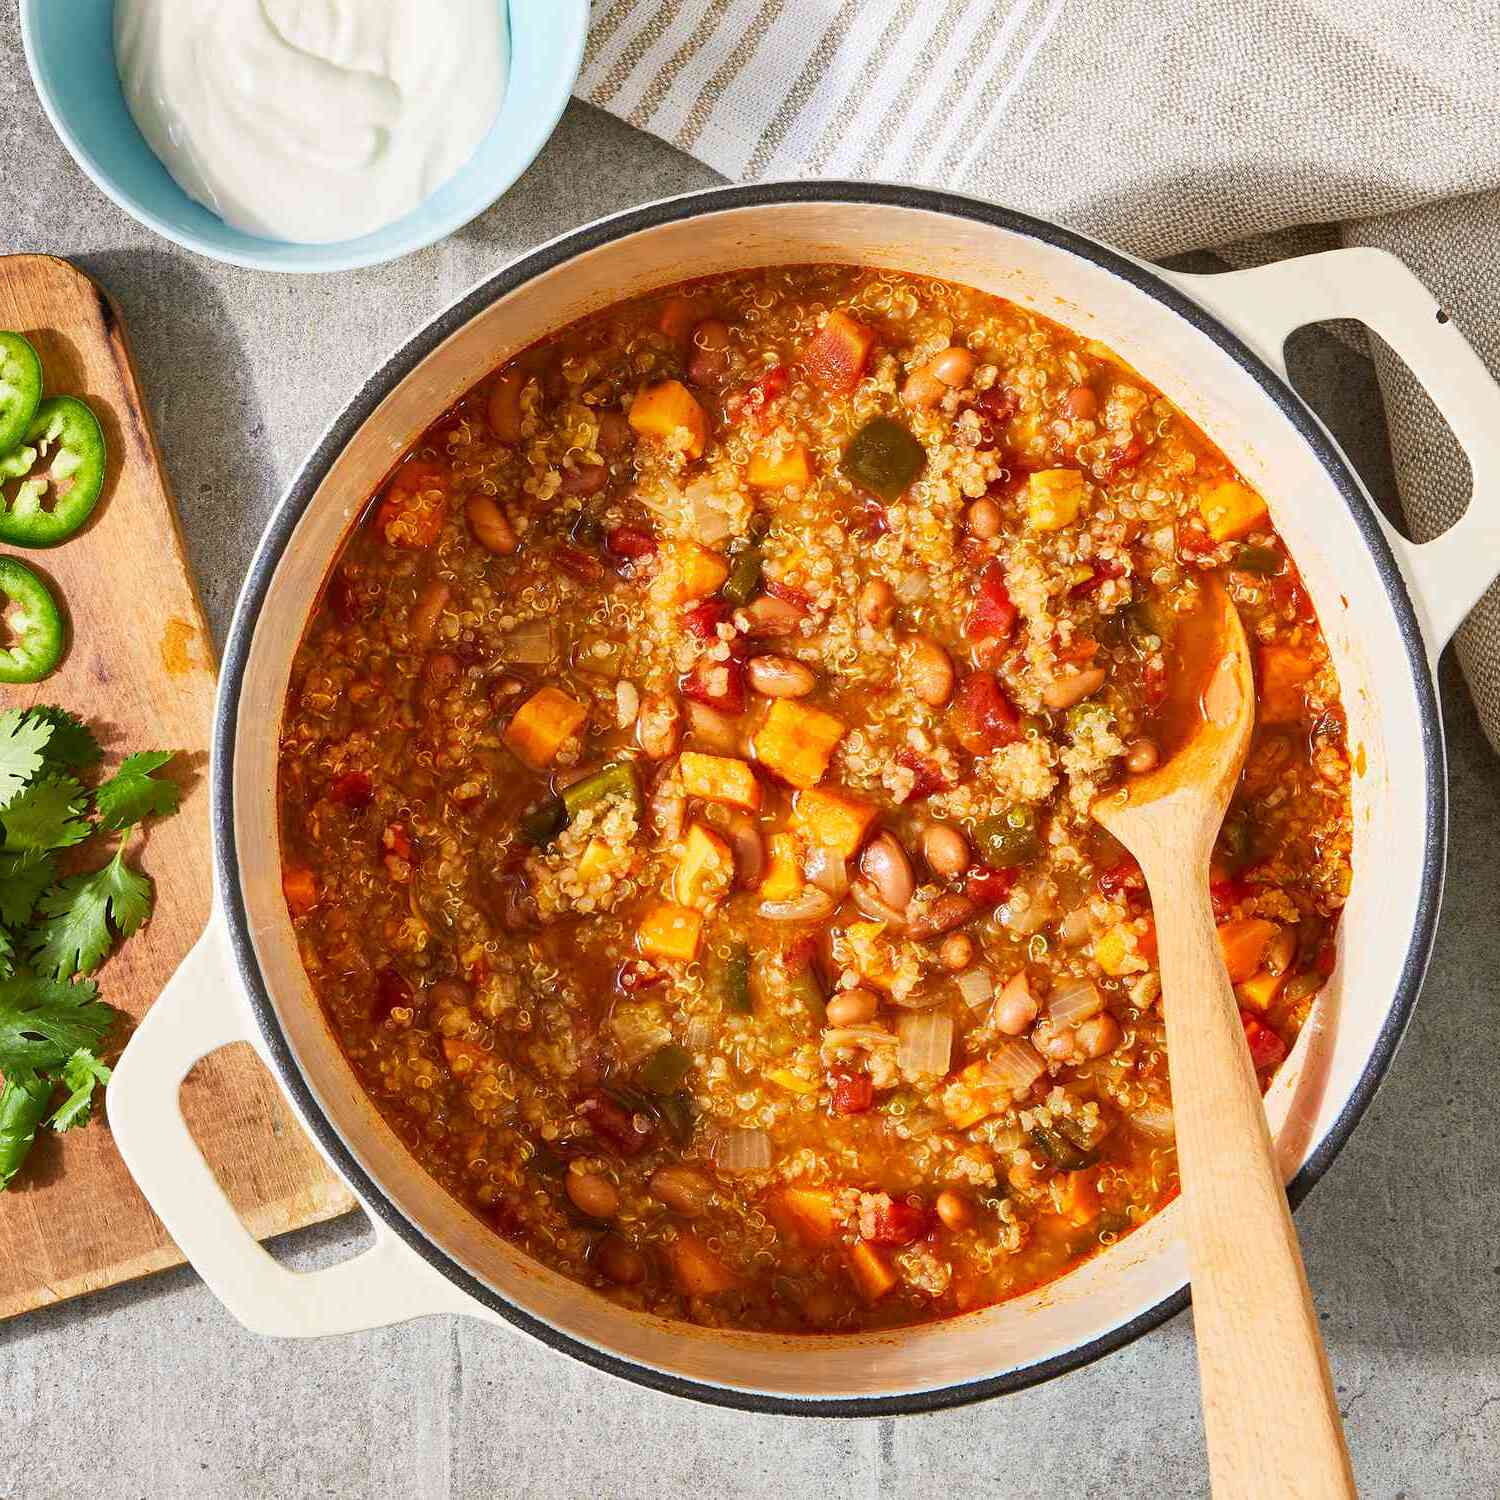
[579,0,1500,748]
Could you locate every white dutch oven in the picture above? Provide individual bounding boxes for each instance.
[109,184,1500,1414]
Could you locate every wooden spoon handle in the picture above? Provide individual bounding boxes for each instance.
[1153,864,1356,1499]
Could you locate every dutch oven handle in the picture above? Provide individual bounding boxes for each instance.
[1168,247,1500,662]
[108,916,479,1336]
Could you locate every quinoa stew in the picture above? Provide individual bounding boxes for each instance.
[277,266,1352,1333]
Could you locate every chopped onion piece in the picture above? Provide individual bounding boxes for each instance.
[1047,977,1104,1028]
[1131,1103,1176,1140]
[686,700,742,754]
[979,1037,1045,1093]
[897,1010,953,1076]
[889,986,950,1010]
[684,1015,715,1052]
[1001,874,1055,936]
[502,619,554,665]
[714,1127,773,1172]
[804,843,850,898]
[687,479,733,544]
[894,571,930,604]
[954,966,994,1010]
[758,888,837,923]
[1057,907,1093,947]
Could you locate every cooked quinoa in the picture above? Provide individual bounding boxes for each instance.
[278,266,1352,1333]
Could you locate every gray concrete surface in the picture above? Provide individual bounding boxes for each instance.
[2,13,1497,1494]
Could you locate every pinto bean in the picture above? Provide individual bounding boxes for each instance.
[739,594,805,637]
[567,1169,620,1220]
[1125,737,1159,773]
[901,368,946,409]
[636,692,683,759]
[747,654,816,698]
[488,370,526,442]
[929,347,977,388]
[858,578,896,629]
[1066,386,1099,421]
[559,461,608,498]
[825,987,879,1026]
[904,635,955,706]
[939,933,975,970]
[649,1166,714,1216]
[908,891,977,940]
[965,498,1001,539]
[1042,665,1107,710]
[596,1236,647,1285]
[935,1190,972,1230]
[726,813,766,889]
[465,494,517,555]
[860,832,915,911]
[410,580,450,644]
[921,824,970,879]
[1077,1012,1122,1059]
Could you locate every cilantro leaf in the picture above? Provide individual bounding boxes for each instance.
[0,975,110,1078]
[0,926,13,981]
[25,707,102,774]
[0,709,53,807]
[48,1048,112,1132]
[0,851,56,928]
[1,777,89,853]
[94,752,179,831]
[29,845,154,979]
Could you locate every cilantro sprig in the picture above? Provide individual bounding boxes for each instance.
[0,706,178,1189]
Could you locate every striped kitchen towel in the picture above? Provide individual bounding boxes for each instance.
[579,0,1500,750]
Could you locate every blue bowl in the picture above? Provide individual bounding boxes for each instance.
[20,0,588,273]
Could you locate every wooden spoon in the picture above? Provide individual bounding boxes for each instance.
[1092,578,1355,1498]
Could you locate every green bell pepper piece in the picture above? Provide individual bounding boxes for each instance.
[841,416,926,503]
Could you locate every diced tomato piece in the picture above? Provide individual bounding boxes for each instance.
[970,386,1018,449]
[553,546,607,584]
[604,525,657,560]
[1140,657,1168,710]
[763,577,813,612]
[854,499,890,539]
[830,1072,874,1116]
[965,559,1018,643]
[1102,436,1146,478]
[372,966,413,1021]
[965,865,1017,906]
[683,599,728,639]
[894,747,952,800]
[731,365,790,427]
[328,770,373,809]
[578,1089,654,1155]
[1209,876,1251,922]
[952,670,1022,754]
[863,1198,931,1247]
[1098,858,1145,899]
[282,865,319,917]
[1241,1013,1288,1070]
[681,656,747,715]
[382,823,413,860]
[1270,563,1317,625]
[617,958,665,993]
[1070,557,1127,597]
[1177,524,1218,558]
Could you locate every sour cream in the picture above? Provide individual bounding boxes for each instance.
[115,0,507,245]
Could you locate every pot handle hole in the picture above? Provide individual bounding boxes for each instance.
[1169,247,1500,659]
[108,917,478,1337]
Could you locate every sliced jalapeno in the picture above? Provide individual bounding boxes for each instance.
[841,416,926,503]
[974,806,1040,867]
[0,557,64,683]
[0,333,42,457]
[0,397,107,547]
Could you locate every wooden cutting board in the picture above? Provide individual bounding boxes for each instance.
[0,255,353,1321]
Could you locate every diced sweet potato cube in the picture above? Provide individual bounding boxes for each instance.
[629,378,709,458]
[1027,468,1085,531]
[1199,479,1268,542]
[1057,1169,1101,1226]
[637,903,704,963]
[748,442,813,490]
[802,310,878,393]
[1217,917,1279,983]
[282,865,319,917]
[661,540,730,604]
[1236,967,1288,1011]
[753,700,847,789]
[761,834,805,901]
[846,1240,897,1301]
[792,786,876,858]
[671,1233,739,1295]
[678,751,762,810]
[767,1067,819,1096]
[1258,643,1316,724]
[673,822,735,910]
[770,1187,837,1247]
[942,1061,1000,1130]
[504,686,589,768]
